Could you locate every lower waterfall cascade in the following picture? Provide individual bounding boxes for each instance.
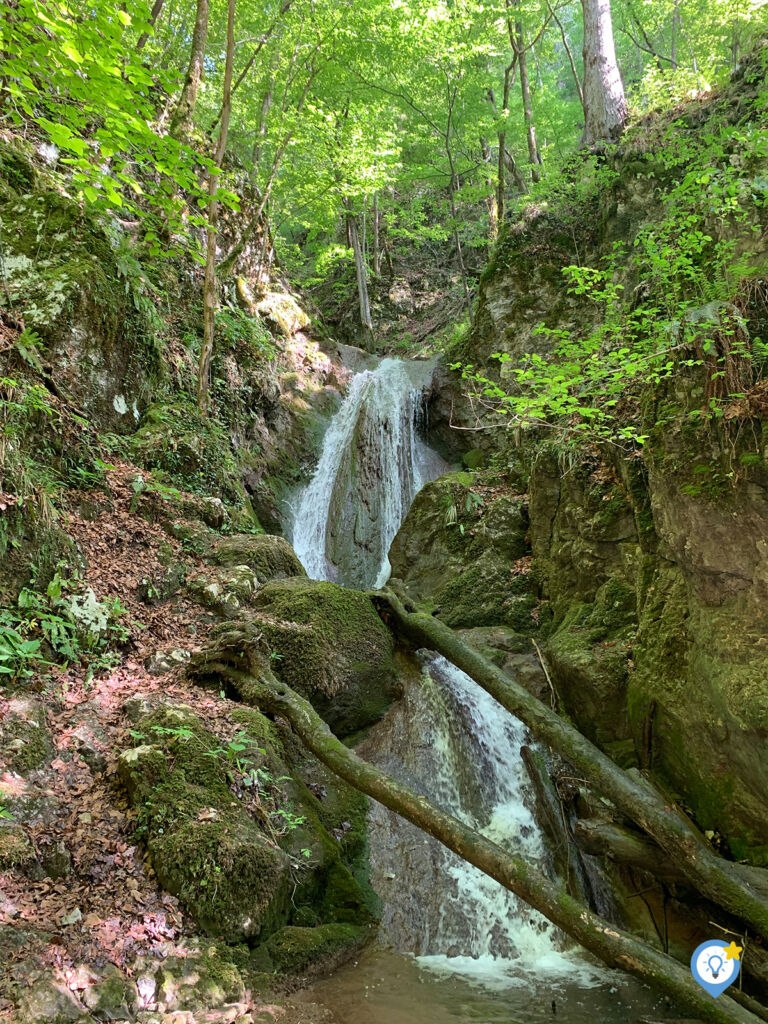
[290,355,673,1022]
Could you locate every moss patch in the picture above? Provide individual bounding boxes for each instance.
[207,533,306,582]
[262,923,367,976]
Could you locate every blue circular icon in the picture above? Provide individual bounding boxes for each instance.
[690,940,741,997]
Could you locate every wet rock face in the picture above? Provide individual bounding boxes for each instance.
[528,434,768,865]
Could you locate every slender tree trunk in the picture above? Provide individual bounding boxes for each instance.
[481,137,499,242]
[371,591,768,943]
[444,84,474,324]
[187,643,765,1024]
[136,0,165,50]
[671,1,680,68]
[372,192,380,276]
[197,0,235,413]
[516,21,543,180]
[252,80,274,170]
[447,171,473,325]
[346,204,373,332]
[169,0,209,139]
[210,0,293,134]
[581,0,627,145]
[546,0,585,111]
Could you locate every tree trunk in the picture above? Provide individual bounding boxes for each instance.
[196,0,235,413]
[546,0,585,111]
[346,205,373,332]
[581,0,627,145]
[170,0,209,139]
[136,0,165,51]
[372,192,380,277]
[481,137,499,242]
[370,590,768,942]
[186,640,764,1024]
[515,20,543,180]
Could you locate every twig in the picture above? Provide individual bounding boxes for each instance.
[532,637,557,710]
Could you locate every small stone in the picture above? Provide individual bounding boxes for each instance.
[78,812,92,824]
[61,907,82,926]
[39,839,72,880]
[124,696,154,722]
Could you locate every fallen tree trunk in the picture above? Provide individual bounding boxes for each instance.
[186,639,763,1024]
[369,590,768,943]
[573,819,688,884]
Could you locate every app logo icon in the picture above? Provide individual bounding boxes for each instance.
[690,939,742,997]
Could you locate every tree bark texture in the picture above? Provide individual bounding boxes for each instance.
[197,0,235,413]
[581,0,627,144]
[170,0,209,139]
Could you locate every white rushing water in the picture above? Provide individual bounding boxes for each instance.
[362,652,583,979]
[291,357,448,589]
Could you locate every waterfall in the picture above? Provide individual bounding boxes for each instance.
[291,358,448,589]
[360,653,573,976]
[291,354,572,977]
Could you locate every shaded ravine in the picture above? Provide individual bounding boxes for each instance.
[289,355,668,1022]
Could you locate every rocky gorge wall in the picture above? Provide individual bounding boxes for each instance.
[390,44,768,942]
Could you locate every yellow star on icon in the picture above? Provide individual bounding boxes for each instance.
[724,941,743,961]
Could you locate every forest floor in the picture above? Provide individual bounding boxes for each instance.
[0,465,335,1024]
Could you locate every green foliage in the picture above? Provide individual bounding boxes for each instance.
[455,92,768,450]
[215,306,276,359]
[0,0,228,252]
[0,564,130,680]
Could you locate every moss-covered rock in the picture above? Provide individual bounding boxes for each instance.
[154,939,247,1012]
[0,189,157,431]
[131,401,247,504]
[545,576,637,745]
[0,821,35,871]
[261,923,367,976]
[389,472,534,628]
[253,578,398,736]
[118,705,291,943]
[0,699,53,774]
[207,533,307,582]
[81,965,138,1021]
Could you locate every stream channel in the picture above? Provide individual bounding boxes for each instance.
[288,356,673,1023]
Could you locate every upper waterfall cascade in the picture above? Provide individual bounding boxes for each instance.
[291,357,449,589]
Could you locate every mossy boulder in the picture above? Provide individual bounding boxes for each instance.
[0,189,156,431]
[545,576,638,745]
[0,821,35,871]
[117,705,292,943]
[0,699,53,774]
[81,965,138,1021]
[15,977,89,1024]
[207,533,307,582]
[389,473,533,628]
[261,923,367,977]
[154,940,247,1012]
[252,578,398,736]
[131,401,246,503]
